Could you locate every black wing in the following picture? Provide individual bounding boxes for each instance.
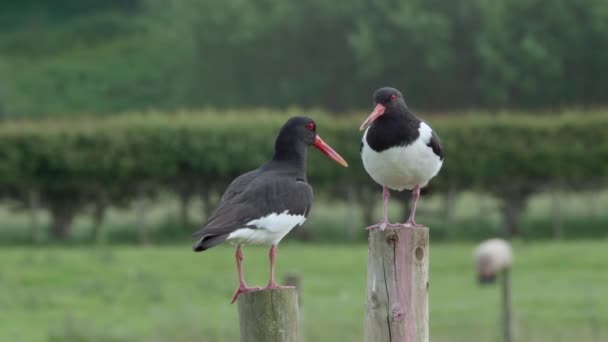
[192,173,312,251]
[427,130,444,160]
[219,169,260,203]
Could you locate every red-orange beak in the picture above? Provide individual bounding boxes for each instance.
[313,135,348,167]
[359,103,386,131]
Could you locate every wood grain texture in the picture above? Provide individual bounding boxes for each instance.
[238,288,300,342]
[284,274,303,342]
[365,226,429,342]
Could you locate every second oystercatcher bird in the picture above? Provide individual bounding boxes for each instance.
[192,116,348,303]
[473,238,513,284]
[360,87,444,230]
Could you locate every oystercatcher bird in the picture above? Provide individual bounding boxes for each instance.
[192,116,348,303]
[473,238,513,284]
[360,87,444,230]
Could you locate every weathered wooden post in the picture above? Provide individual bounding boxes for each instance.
[473,238,514,342]
[283,274,302,307]
[365,226,430,342]
[501,268,513,342]
[284,273,304,342]
[237,288,300,342]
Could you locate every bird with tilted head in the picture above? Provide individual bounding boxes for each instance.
[473,238,513,285]
[192,116,348,303]
[360,87,444,230]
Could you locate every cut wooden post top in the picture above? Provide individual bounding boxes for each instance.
[238,288,300,342]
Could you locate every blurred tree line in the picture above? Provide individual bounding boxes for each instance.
[1,111,607,242]
[1,0,608,117]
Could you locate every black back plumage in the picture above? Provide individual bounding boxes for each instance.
[365,113,421,152]
[364,87,444,160]
[192,117,317,251]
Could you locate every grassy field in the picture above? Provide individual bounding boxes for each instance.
[1,241,606,341]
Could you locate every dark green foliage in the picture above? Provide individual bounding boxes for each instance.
[2,0,608,116]
[1,111,607,236]
[2,110,607,189]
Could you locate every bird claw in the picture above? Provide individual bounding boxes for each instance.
[366,222,386,231]
[367,220,427,231]
[366,221,404,231]
[230,285,262,304]
[399,220,425,228]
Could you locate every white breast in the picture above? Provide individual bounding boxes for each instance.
[227,210,306,245]
[361,122,443,191]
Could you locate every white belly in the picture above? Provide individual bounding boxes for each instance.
[227,210,306,245]
[361,123,443,191]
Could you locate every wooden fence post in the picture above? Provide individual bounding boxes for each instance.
[365,226,430,342]
[283,274,302,308]
[238,288,300,342]
[284,274,303,342]
[501,268,514,342]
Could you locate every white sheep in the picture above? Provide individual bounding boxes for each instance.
[473,238,513,284]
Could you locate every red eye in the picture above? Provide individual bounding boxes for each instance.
[306,122,315,131]
[390,94,396,101]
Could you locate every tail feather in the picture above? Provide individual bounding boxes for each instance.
[192,233,229,252]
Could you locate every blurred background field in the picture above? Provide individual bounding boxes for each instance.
[1,0,608,341]
[1,243,606,342]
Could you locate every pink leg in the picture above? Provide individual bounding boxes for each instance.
[264,245,295,290]
[230,245,261,303]
[402,185,424,227]
[367,186,402,231]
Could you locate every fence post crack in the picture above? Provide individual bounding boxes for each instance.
[381,242,393,341]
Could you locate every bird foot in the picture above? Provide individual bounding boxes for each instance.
[367,220,404,231]
[264,282,296,290]
[399,220,425,228]
[230,285,262,304]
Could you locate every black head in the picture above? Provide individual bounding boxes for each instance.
[360,87,409,131]
[373,87,407,111]
[274,116,348,167]
[278,116,318,146]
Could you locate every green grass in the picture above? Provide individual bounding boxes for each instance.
[1,241,607,341]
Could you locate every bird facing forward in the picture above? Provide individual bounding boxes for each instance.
[192,116,348,303]
[360,87,444,230]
